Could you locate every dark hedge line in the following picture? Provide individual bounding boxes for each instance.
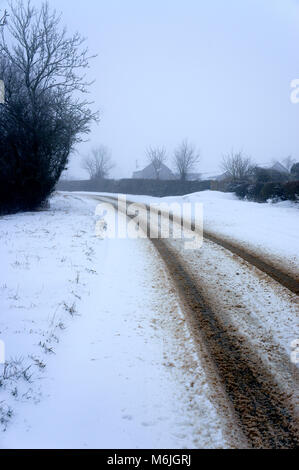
[233,180,299,202]
[56,178,299,204]
[57,178,212,197]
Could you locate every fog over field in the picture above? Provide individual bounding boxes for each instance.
[1,0,298,179]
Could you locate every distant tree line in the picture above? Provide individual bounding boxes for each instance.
[81,139,201,182]
[78,142,298,203]
[0,1,98,214]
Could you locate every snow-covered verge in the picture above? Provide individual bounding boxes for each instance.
[0,194,102,434]
[88,190,299,277]
[0,193,226,448]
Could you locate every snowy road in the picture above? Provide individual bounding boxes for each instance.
[91,193,299,448]
[0,193,225,448]
[0,192,298,448]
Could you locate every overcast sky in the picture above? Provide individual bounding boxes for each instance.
[2,0,299,178]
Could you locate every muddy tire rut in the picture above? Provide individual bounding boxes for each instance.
[152,238,298,448]
[93,195,299,448]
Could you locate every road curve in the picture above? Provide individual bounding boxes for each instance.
[93,194,299,448]
[98,194,299,295]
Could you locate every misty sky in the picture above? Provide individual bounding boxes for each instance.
[1,0,299,178]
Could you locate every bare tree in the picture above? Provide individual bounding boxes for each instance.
[82,146,114,180]
[0,1,98,126]
[221,150,253,181]
[283,156,295,172]
[173,139,200,181]
[146,146,167,179]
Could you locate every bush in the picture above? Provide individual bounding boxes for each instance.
[282,181,299,201]
[253,167,289,183]
[0,76,74,214]
[259,183,284,202]
[234,180,299,203]
[246,183,264,201]
[234,183,250,199]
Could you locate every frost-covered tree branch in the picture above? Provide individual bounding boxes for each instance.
[0,1,98,119]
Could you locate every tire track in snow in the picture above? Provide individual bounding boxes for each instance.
[151,239,299,449]
[202,231,299,295]
[93,194,299,449]
[96,195,299,295]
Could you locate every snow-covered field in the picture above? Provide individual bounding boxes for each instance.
[0,193,225,448]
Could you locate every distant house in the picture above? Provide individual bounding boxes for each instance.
[263,161,289,174]
[207,171,231,182]
[132,163,176,180]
